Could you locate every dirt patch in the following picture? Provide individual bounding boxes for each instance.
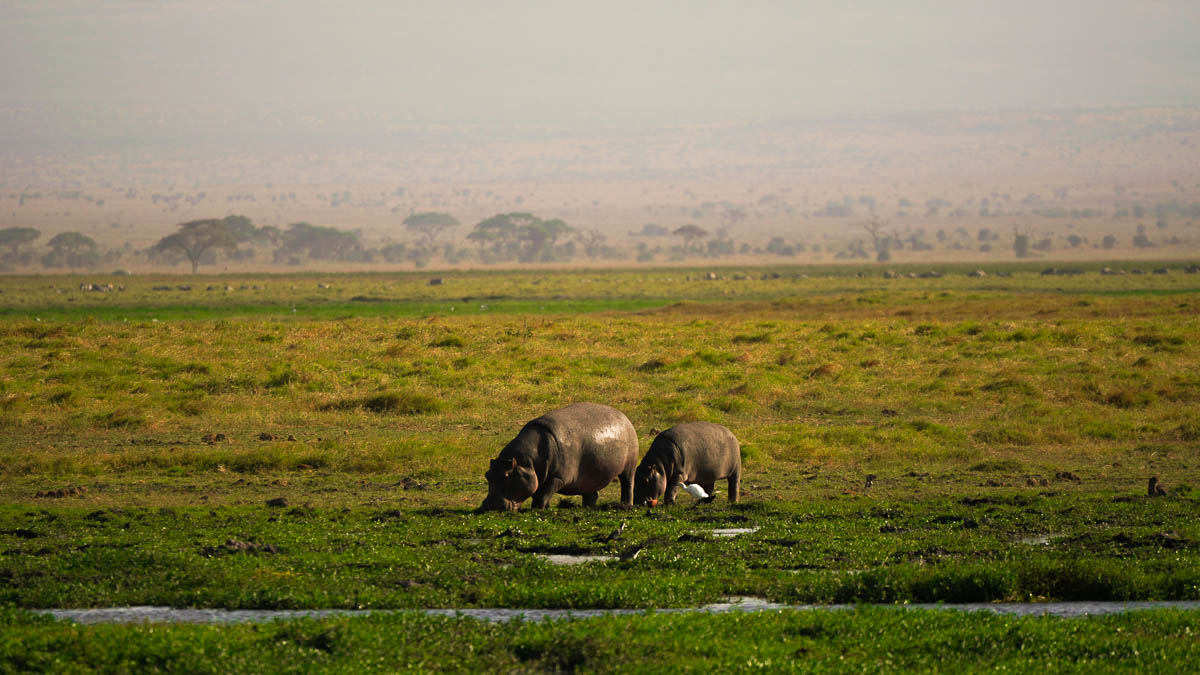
[35,485,88,498]
[200,539,280,556]
[808,363,842,378]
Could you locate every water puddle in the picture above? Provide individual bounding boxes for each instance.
[711,527,759,537]
[35,597,1200,625]
[534,530,760,564]
[537,553,617,566]
[900,601,1200,618]
[38,607,371,625]
[1016,534,1065,545]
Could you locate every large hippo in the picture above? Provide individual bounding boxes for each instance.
[634,421,741,506]
[476,403,638,512]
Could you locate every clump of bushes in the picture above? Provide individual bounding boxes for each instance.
[968,459,1023,472]
[636,359,666,372]
[732,332,773,344]
[93,407,146,428]
[321,391,442,415]
[265,366,302,389]
[429,335,465,348]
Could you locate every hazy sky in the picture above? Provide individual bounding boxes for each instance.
[3,0,1199,128]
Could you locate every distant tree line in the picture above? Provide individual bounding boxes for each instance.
[0,203,1194,273]
[0,227,118,271]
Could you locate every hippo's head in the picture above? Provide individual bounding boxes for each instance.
[476,455,538,512]
[634,462,667,507]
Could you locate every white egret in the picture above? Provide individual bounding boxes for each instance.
[679,483,717,504]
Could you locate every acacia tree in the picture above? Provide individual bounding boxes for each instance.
[1133,224,1155,248]
[468,213,529,260]
[218,215,257,241]
[151,219,239,273]
[518,218,572,262]
[275,222,363,261]
[673,224,709,253]
[0,227,40,256]
[467,213,572,263]
[578,229,606,259]
[403,212,460,246]
[42,232,99,269]
[1012,226,1032,258]
[860,218,895,262]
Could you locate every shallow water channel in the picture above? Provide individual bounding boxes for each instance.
[36,598,1200,625]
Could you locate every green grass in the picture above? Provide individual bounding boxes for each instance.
[0,296,677,322]
[2,262,1197,321]
[1,490,1197,610]
[3,606,1200,672]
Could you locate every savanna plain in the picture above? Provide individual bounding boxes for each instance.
[1,262,1199,671]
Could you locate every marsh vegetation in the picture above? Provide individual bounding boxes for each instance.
[1,262,1197,668]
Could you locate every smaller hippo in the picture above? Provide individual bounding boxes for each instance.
[634,421,741,506]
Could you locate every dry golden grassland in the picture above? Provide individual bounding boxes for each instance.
[1,264,1196,508]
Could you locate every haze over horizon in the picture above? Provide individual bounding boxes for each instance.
[3,0,1200,275]
[3,0,1200,148]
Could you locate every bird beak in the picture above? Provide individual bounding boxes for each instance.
[647,498,658,507]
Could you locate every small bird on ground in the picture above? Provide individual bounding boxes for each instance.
[601,521,627,542]
[619,543,645,561]
[1148,477,1168,497]
[679,483,718,504]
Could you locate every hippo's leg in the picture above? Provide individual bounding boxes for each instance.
[530,477,564,509]
[663,480,681,505]
[582,492,599,508]
[618,467,634,507]
[700,482,716,496]
[728,469,740,503]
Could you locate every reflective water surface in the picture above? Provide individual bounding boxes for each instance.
[36,597,1200,625]
[711,527,760,537]
[537,553,618,566]
[1015,534,1066,545]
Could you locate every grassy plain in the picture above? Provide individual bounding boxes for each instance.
[2,261,1197,496]
[1,262,1198,669]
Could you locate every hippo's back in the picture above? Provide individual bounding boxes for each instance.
[659,421,738,451]
[535,403,633,449]
[534,403,637,490]
[655,421,741,476]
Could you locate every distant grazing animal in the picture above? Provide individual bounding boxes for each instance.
[476,403,638,512]
[634,421,741,507]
